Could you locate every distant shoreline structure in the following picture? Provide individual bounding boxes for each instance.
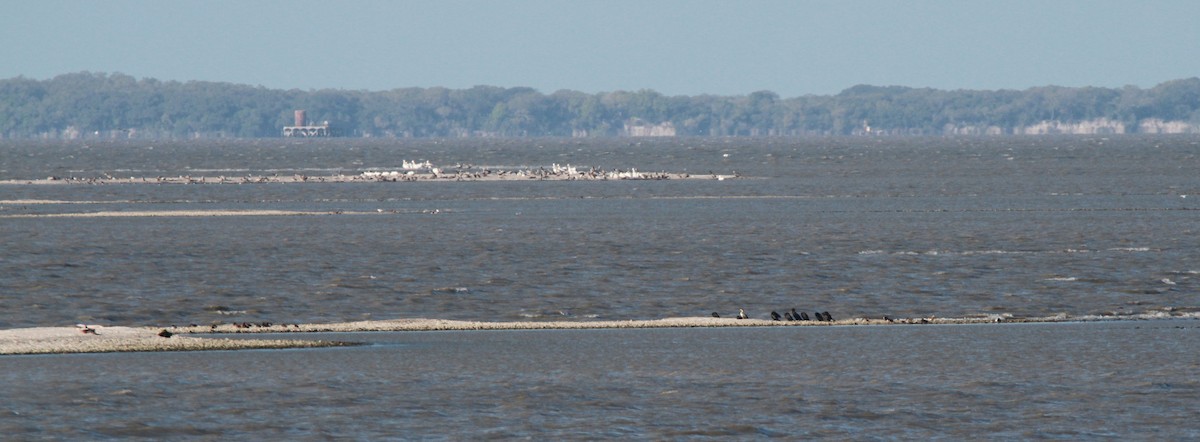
[4,73,1199,139]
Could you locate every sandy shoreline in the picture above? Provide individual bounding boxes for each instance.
[0,169,738,186]
[0,325,354,355]
[175,309,1200,334]
[0,209,346,218]
[4,311,1197,355]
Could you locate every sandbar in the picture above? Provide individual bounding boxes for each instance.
[0,210,343,218]
[5,310,1197,355]
[177,310,1200,335]
[0,169,738,186]
[0,325,353,356]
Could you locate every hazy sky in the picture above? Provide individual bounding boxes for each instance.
[4,0,1198,97]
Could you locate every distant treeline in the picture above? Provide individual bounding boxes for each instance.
[2,72,1199,139]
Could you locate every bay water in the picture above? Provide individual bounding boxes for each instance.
[1,135,1198,438]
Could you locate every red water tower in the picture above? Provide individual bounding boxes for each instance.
[294,110,306,127]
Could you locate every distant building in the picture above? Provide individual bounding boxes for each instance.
[623,118,676,137]
[283,109,331,137]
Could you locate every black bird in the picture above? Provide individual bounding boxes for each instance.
[771,311,782,321]
[813,311,824,321]
[784,311,795,321]
[711,311,720,318]
[822,311,834,321]
[799,311,810,321]
[791,308,803,321]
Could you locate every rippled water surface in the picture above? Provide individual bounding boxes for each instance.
[3,322,1200,439]
[2,136,1197,328]
[2,136,1199,438]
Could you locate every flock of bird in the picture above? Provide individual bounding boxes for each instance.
[713,308,835,322]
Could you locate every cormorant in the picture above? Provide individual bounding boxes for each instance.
[771,311,782,321]
[736,308,748,320]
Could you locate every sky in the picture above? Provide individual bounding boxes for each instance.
[3,0,1199,98]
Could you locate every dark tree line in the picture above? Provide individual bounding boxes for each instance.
[2,72,1198,139]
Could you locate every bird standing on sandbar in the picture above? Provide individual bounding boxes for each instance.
[736,309,748,319]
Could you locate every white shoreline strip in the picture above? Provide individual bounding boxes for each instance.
[0,199,129,205]
[0,171,736,186]
[5,311,1197,355]
[189,311,1200,334]
[0,326,352,355]
[0,210,341,218]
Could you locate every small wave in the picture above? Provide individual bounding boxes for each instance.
[179,168,252,173]
[960,250,1033,255]
[1108,247,1152,252]
[1044,277,1078,282]
[185,167,348,174]
[1,199,128,205]
[854,248,1160,258]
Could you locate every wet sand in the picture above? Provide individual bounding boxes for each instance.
[4,310,1196,355]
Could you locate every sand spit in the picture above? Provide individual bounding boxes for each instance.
[0,209,455,219]
[0,169,737,186]
[6,310,1197,355]
[0,325,354,356]
[174,309,1200,335]
[0,209,379,219]
[0,210,343,219]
